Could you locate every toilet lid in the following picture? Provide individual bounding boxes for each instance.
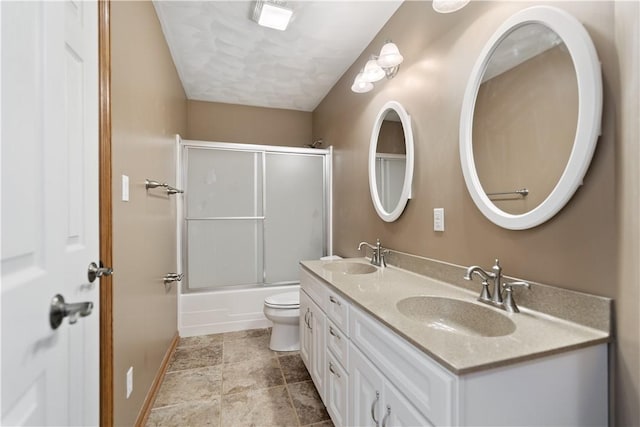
[265,291,300,308]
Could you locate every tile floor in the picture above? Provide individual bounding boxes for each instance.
[146,328,334,427]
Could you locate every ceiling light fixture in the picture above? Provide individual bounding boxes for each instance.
[351,41,404,93]
[252,0,293,31]
[432,0,471,14]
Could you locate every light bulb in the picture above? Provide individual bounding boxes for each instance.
[351,72,374,93]
[432,0,470,14]
[362,58,385,83]
[377,42,404,68]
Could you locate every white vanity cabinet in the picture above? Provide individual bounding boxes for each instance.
[300,266,608,427]
[350,302,608,427]
[299,283,327,401]
[301,268,351,423]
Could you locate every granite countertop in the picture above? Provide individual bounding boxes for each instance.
[300,258,610,375]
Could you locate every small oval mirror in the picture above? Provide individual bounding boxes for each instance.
[460,6,602,230]
[369,101,414,222]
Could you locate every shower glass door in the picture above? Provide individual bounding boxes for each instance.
[264,152,325,284]
[184,145,326,291]
[186,148,264,289]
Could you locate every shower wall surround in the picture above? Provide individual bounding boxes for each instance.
[312,1,639,424]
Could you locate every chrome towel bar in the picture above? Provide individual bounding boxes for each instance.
[486,188,528,198]
[145,179,184,195]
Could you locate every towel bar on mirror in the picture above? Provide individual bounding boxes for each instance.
[486,188,528,199]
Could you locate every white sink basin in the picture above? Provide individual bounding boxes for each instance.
[396,296,516,337]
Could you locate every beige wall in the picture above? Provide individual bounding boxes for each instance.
[614,1,640,425]
[187,100,312,147]
[474,45,577,214]
[313,1,638,424]
[111,1,186,425]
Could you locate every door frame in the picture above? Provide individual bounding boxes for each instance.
[98,0,114,425]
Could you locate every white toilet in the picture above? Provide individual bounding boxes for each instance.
[263,291,300,351]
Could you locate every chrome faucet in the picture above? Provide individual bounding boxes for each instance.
[358,238,388,267]
[464,259,530,313]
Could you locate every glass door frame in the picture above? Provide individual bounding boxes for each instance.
[177,137,333,293]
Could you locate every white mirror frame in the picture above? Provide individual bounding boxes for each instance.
[459,6,602,230]
[369,101,415,222]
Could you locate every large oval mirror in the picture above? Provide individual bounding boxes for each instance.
[369,101,414,222]
[459,6,602,230]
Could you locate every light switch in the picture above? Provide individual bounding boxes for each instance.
[434,208,445,232]
[122,175,129,202]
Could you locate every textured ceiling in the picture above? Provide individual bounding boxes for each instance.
[154,1,403,112]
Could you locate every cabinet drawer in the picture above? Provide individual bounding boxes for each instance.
[350,306,455,426]
[326,290,349,335]
[326,319,349,370]
[326,351,349,427]
[300,267,327,311]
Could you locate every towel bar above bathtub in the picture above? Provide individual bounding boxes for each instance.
[145,179,184,195]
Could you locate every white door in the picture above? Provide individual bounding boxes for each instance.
[1,1,100,426]
[383,381,434,427]
[309,297,326,402]
[299,290,312,369]
[350,344,384,427]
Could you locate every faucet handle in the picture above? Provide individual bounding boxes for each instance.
[503,280,531,290]
[379,249,389,268]
[477,280,491,302]
[502,281,531,313]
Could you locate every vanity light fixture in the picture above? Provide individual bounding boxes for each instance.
[351,71,374,93]
[351,41,404,93]
[432,0,471,14]
[252,0,293,31]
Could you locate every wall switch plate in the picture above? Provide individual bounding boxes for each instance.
[122,175,129,202]
[434,208,445,232]
[126,366,133,399]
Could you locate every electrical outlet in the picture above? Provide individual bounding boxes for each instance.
[126,367,133,399]
[434,208,445,232]
[122,175,129,202]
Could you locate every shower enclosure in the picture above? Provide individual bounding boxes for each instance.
[181,140,331,293]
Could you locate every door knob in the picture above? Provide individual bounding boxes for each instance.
[87,261,113,283]
[49,294,93,330]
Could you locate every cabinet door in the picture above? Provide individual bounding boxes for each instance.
[299,290,312,369]
[382,381,434,427]
[326,352,349,427]
[350,344,385,427]
[309,297,326,402]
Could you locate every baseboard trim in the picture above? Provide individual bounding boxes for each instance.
[135,332,179,427]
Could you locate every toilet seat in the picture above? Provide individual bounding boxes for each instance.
[264,291,300,309]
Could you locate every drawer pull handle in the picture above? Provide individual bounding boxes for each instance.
[329,296,341,306]
[329,362,341,378]
[371,391,380,424]
[329,326,341,340]
[304,308,310,328]
[308,311,313,331]
[381,405,391,427]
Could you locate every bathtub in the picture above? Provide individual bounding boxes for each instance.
[178,284,300,337]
